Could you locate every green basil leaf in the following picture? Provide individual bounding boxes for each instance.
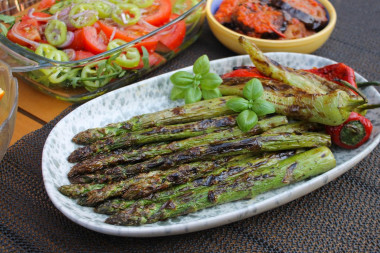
[193,55,210,75]
[226,97,249,112]
[185,86,202,104]
[170,71,195,88]
[243,78,263,100]
[202,88,222,100]
[170,86,187,100]
[237,110,258,132]
[200,72,222,90]
[0,14,16,24]
[251,98,276,116]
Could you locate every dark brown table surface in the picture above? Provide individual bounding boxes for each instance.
[1,0,379,252]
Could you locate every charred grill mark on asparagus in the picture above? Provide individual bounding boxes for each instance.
[105,147,336,225]
[91,132,330,178]
[67,116,288,179]
[68,115,238,163]
[95,150,300,215]
[72,96,237,145]
[80,156,242,206]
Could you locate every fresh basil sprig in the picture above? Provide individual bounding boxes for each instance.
[227,78,275,132]
[170,55,222,104]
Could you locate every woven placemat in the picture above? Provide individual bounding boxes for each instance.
[1,0,379,251]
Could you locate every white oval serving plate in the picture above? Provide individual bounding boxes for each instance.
[42,53,380,237]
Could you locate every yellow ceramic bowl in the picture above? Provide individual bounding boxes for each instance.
[206,0,337,54]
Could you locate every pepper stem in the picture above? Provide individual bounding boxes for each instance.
[356,103,380,110]
[336,79,368,103]
[357,81,380,88]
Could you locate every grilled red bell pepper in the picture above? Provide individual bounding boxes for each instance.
[325,112,373,149]
[221,66,269,79]
[304,62,357,87]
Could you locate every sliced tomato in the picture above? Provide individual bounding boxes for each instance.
[69,29,86,50]
[21,12,52,25]
[7,19,41,47]
[142,0,172,26]
[83,26,108,54]
[31,12,52,25]
[157,15,186,51]
[38,0,56,10]
[132,52,166,69]
[98,21,158,53]
[75,50,95,61]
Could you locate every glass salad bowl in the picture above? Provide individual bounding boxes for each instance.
[0,0,206,102]
[0,60,18,161]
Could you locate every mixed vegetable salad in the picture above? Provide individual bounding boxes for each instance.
[1,0,202,92]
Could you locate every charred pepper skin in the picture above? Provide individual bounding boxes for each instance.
[325,112,373,149]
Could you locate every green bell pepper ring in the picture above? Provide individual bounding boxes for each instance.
[107,39,141,68]
[112,3,141,26]
[45,20,67,46]
[35,44,57,58]
[115,48,140,68]
[81,60,114,91]
[49,1,72,14]
[69,3,99,28]
[92,1,113,19]
[130,0,154,8]
[35,47,71,83]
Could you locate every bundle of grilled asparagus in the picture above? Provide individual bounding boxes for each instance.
[59,38,367,226]
[61,96,337,225]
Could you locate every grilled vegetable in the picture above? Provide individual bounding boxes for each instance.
[72,96,236,145]
[68,115,288,178]
[95,150,300,215]
[68,115,238,162]
[79,155,248,206]
[105,146,336,225]
[85,132,330,178]
[59,183,105,199]
[220,37,367,126]
[239,36,357,96]
[325,112,373,149]
[71,122,319,184]
[271,0,328,31]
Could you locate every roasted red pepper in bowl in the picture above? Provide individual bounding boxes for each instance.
[325,112,373,149]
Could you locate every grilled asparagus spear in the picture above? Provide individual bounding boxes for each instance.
[72,96,237,145]
[105,146,336,225]
[80,155,250,206]
[59,183,105,199]
[91,132,331,178]
[70,121,320,184]
[68,115,288,178]
[95,150,300,215]
[68,115,238,163]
